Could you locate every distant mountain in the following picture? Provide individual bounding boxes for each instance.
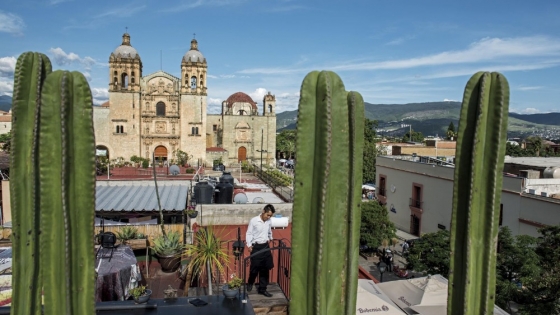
[0,95,11,112]
[509,112,560,126]
[276,101,560,138]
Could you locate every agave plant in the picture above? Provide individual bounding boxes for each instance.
[115,225,138,243]
[182,226,230,296]
[152,230,183,256]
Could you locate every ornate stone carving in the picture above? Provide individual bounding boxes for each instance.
[155,121,167,133]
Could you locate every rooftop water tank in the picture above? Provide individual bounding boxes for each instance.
[194,181,213,204]
[220,171,235,186]
[543,167,560,179]
[214,181,234,204]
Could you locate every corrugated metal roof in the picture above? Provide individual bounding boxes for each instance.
[96,181,189,211]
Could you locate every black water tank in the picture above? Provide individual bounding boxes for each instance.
[214,181,234,204]
[194,181,214,204]
[220,171,235,186]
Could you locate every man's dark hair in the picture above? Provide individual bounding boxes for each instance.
[263,204,276,214]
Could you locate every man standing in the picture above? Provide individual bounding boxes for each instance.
[245,204,275,297]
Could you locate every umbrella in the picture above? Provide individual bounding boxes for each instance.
[356,280,406,315]
[377,274,448,314]
[410,304,510,315]
[379,274,509,315]
[362,184,376,190]
[278,159,287,163]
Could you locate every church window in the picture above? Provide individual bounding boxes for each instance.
[131,71,135,77]
[121,126,125,133]
[195,127,199,135]
[191,127,195,134]
[191,76,197,89]
[115,125,124,134]
[237,110,245,115]
[200,75,204,87]
[113,77,118,85]
[116,126,119,133]
[156,102,166,117]
[269,104,272,113]
[131,78,135,84]
[114,71,118,76]
[121,73,129,88]
[213,124,217,131]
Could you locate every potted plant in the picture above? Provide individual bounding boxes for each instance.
[223,274,243,299]
[152,231,183,273]
[129,285,152,304]
[185,206,198,218]
[115,225,138,245]
[182,226,230,296]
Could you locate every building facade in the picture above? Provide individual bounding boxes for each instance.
[93,33,276,167]
[376,156,560,238]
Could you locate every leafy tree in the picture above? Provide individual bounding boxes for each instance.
[406,229,450,276]
[363,119,378,184]
[446,122,457,140]
[495,227,539,313]
[402,130,424,143]
[276,130,296,159]
[174,149,192,166]
[0,131,11,152]
[447,122,455,133]
[519,225,560,315]
[360,200,395,250]
[524,136,543,156]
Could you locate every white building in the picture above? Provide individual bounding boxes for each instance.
[376,156,560,238]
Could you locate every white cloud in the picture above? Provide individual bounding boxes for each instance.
[520,107,541,114]
[160,0,249,12]
[91,87,108,105]
[95,5,147,18]
[249,88,268,103]
[443,98,457,102]
[385,36,414,46]
[208,98,222,106]
[83,71,91,82]
[518,86,543,91]
[0,57,17,77]
[0,78,13,96]
[240,36,560,75]
[207,74,218,79]
[49,48,100,69]
[0,11,25,35]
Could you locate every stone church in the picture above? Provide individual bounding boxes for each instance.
[93,33,276,167]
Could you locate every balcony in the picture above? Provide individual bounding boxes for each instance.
[409,198,423,209]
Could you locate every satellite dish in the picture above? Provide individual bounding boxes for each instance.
[252,197,265,204]
[169,165,180,176]
[233,193,248,204]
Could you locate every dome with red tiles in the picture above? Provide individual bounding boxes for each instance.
[225,92,257,110]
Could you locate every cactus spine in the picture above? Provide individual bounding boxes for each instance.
[290,71,364,315]
[11,53,96,315]
[448,72,509,315]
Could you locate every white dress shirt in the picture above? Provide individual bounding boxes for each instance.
[246,214,273,246]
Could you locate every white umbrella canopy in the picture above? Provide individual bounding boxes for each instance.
[379,274,510,315]
[362,184,376,190]
[377,274,448,314]
[356,280,407,315]
[410,304,510,315]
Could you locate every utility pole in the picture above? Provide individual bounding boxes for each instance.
[257,127,267,176]
[409,124,412,142]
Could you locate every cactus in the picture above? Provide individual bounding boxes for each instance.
[11,51,51,315]
[448,72,509,315]
[290,71,364,315]
[11,53,96,315]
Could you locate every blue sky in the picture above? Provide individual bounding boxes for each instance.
[1,0,559,114]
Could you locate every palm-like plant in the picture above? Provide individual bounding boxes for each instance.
[182,226,230,296]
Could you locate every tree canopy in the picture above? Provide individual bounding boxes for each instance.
[360,200,395,250]
[276,130,296,159]
[401,130,424,143]
[405,229,450,276]
[0,131,10,152]
[362,118,378,184]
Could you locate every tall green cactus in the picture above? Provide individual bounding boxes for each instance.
[11,53,96,315]
[290,71,364,315]
[448,72,509,315]
[11,51,51,315]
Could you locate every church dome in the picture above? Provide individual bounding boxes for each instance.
[111,33,140,59]
[182,38,206,63]
[226,92,257,110]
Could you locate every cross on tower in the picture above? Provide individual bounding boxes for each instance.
[193,33,196,39]
[126,26,128,33]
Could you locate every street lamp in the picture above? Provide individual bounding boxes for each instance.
[378,261,387,283]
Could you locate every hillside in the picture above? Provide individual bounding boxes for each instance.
[276,101,560,139]
[0,95,11,112]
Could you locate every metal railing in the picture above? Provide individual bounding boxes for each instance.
[409,198,423,208]
[254,167,294,202]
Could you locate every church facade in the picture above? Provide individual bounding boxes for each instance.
[93,33,276,167]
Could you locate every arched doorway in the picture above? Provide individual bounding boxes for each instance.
[238,146,247,162]
[96,145,109,159]
[154,145,168,163]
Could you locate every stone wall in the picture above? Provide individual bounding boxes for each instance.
[193,203,292,226]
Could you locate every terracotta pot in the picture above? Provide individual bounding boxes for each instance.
[157,254,181,273]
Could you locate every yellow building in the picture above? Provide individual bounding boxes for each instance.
[93,33,276,167]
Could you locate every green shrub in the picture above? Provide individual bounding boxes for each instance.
[186,168,195,174]
[115,226,138,243]
[141,158,149,168]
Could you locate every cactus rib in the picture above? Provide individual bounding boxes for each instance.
[10,52,51,315]
[39,71,96,315]
[290,71,364,315]
[448,72,509,315]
